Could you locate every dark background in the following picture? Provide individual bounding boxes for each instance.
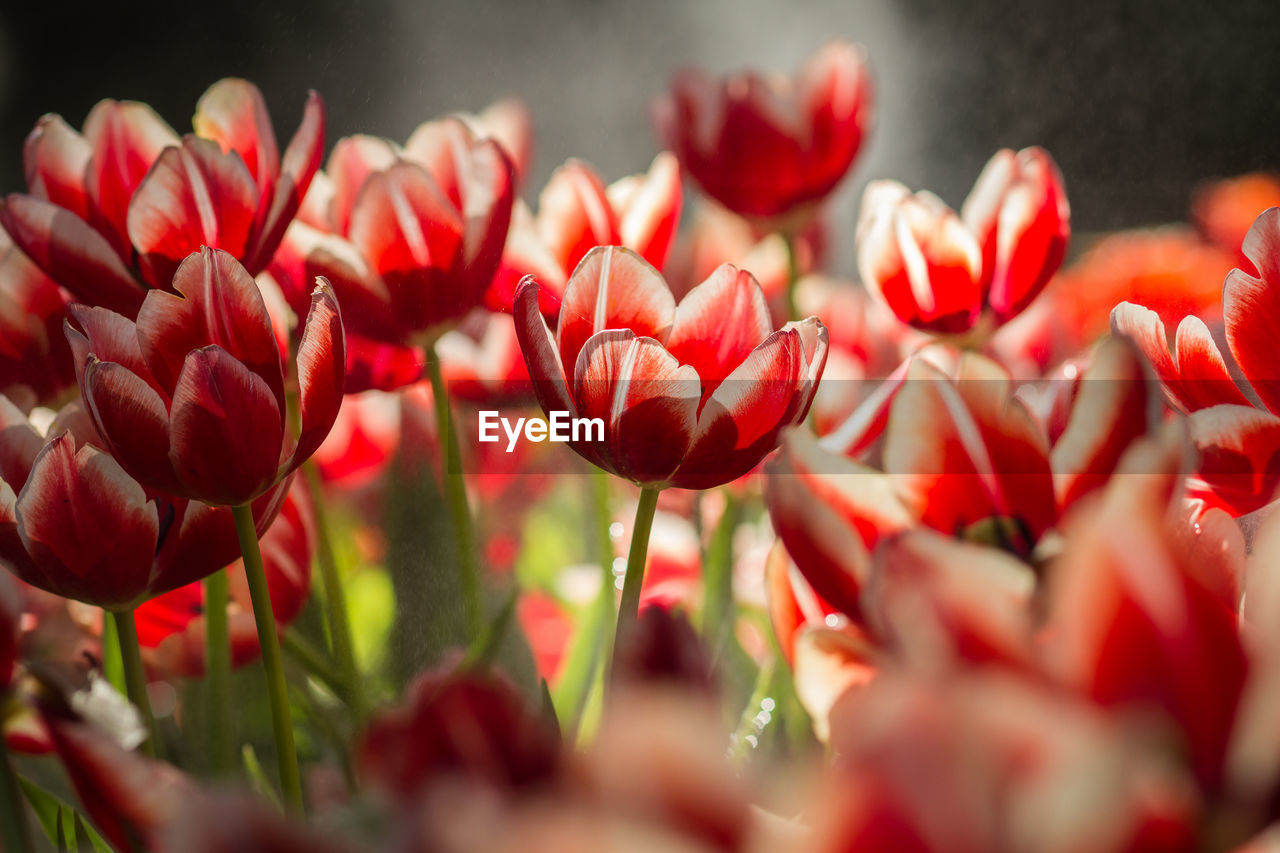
[1,0,1277,261]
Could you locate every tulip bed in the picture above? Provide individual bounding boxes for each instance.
[0,40,1278,853]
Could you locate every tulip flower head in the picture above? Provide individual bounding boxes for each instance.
[65,246,344,507]
[857,146,1069,338]
[0,79,325,316]
[1114,207,1280,513]
[654,41,872,225]
[0,397,289,609]
[514,246,827,490]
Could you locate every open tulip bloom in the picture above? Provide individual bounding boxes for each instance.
[0,79,324,317]
[515,244,827,666]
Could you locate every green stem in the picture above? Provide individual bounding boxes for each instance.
[591,469,618,669]
[610,486,661,680]
[0,733,32,853]
[426,345,483,640]
[232,503,304,815]
[110,609,158,759]
[782,230,802,321]
[701,490,740,662]
[301,461,364,720]
[204,569,232,773]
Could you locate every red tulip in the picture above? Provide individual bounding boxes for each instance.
[488,153,682,315]
[1114,208,1280,512]
[857,147,1069,335]
[1047,436,1247,791]
[767,340,1152,615]
[357,668,560,802]
[810,672,1198,853]
[0,396,289,609]
[0,78,324,316]
[514,246,827,489]
[0,225,75,401]
[277,117,515,347]
[65,247,344,507]
[654,41,872,223]
[133,481,313,676]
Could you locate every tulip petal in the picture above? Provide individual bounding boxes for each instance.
[964,147,1070,322]
[536,159,620,274]
[81,99,180,255]
[168,346,284,505]
[764,428,910,618]
[793,625,878,744]
[573,329,699,484]
[1111,302,1248,411]
[286,279,345,472]
[81,356,182,494]
[456,137,515,297]
[192,78,280,199]
[1225,263,1280,414]
[1048,470,1247,789]
[611,150,682,270]
[0,194,144,315]
[0,395,45,490]
[16,434,158,607]
[127,138,257,287]
[676,327,805,488]
[23,114,91,218]
[556,245,676,374]
[666,263,771,402]
[865,530,1036,671]
[886,357,1054,548]
[512,277,593,464]
[243,90,326,273]
[1188,404,1280,515]
[1051,337,1154,508]
[44,716,196,852]
[348,162,468,334]
[136,247,285,407]
[66,304,162,397]
[324,132,398,236]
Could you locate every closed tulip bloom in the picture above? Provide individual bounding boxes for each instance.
[654,40,872,223]
[514,246,827,489]
[65,246,344,507]
[0,79,324,316]
[0,397,288,610]
[858,146,1069,336]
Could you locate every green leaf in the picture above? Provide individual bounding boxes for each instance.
[242,744,282,809]
[80,815,114,853]
[58,801,77,850]
[459,586,518,672]
[18,777,60,844]
[19,776,112,852]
